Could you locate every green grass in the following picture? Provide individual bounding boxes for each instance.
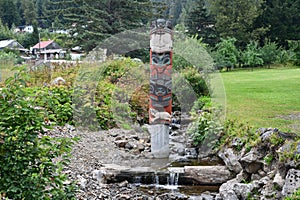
[222,67,300,133]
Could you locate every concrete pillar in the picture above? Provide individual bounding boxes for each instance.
[149,124,170,158]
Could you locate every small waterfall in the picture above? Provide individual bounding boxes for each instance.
[167,167,184,189]
[154,172,159,185]
[134,176,142,185]
[169,171,179,185]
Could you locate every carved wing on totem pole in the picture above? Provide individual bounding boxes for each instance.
[149,19,173,124]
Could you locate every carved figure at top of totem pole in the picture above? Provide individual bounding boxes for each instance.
[149,19,173,124]
[150,19,173,53]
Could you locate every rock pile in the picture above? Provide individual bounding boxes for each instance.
[205,128,299,199]
[48,124,299,199]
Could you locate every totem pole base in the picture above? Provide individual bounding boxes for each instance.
[149,124,170,158]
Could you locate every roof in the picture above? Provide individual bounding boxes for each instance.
[0,39,15,48]
[32,40,54,49]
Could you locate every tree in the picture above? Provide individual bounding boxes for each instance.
[208,0,265,48]
[0,19,13,40]
[186,0,217,46]
[213,37,239,70]
[260,39,280,68]
[254,0,300,47]
[241,41,264,70]
[0,0,20,28]
[21,0,38,25]
[48,0,152,52]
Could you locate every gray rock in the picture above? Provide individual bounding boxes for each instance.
[233,183,254,199]
[273,171,285,189]
[184,166,233,184]
[185,148,198,159]
[245,162,262,174]
[282,169,300,196]
[125,141,134,149]
[218,148,242,174]
[220,189,239,200]
[241,150,263,173]
[115,140,128,148]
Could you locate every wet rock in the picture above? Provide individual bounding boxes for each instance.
[282,169,300,196]
[218,148,242,174]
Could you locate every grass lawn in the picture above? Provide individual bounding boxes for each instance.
[222,67,300,133]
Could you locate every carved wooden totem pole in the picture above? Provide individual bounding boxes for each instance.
[149,19,173,158]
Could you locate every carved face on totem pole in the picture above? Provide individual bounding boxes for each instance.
[149,19,173,124]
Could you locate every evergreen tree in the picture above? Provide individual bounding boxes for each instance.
[0,0,20,28]
[0,19,13,40]
[208,0,264,48]
[47,0,152,52]
[186,0,217,46]
[21,0,38,25]
[255,0,300,46]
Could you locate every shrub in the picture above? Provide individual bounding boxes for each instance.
[260,40,280,68]
[240,41,264,69]
[188,98,223,147]
[0,67,77,199]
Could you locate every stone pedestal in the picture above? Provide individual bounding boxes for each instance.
[149,124,169,158]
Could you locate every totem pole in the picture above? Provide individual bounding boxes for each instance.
[149,19,173,158]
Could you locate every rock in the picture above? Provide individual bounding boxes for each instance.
[92,169,106,183]
[115,140,128,148]
[218,148,242,174]
[273,171,285,189]
[185,148,198,159]
[184,166,233,184]
[136,143,145,152]
[240,150,263,174]
[198,193,214,200]
[282,169,300,196]
[233,183,254,199]
[125,141,134,150]
[77,175,87,189]
[51,77,66,85]
[220,190,239,200]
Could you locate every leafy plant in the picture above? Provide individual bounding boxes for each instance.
[240,41,264,70]
[263,154,274,165]
[0,66,77,199]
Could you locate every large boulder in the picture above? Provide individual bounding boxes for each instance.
[218,148,242,174]
[282,169,300,196]
[183,166,233,185]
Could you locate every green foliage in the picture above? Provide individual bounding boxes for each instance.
[208,0,265,47]
[181,67,209,98]
[260,40,280,68]
[285,188,300,200]
[188,110,222,146]
[34,86,73,125]
[240,41,264,69]
[217,119,259,151]
[0,66,76,199]
[0,19,13,40]
[188,97,222,147]
[213,37,239,69]
[278,140,300,163]
[263,154,274,165]
[186,0,218,46]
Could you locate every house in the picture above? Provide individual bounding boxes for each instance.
[0,39,29,54]
[31,40,66,60]
[14,25,34,33]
